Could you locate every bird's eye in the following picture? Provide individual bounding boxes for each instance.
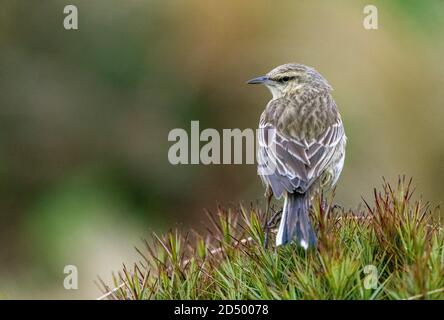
[281,76,290,82]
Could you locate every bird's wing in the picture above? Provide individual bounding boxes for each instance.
[257,97,344,198]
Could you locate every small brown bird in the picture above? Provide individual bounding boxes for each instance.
[247,63,346,248]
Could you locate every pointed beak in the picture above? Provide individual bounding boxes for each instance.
[246,75,269,85]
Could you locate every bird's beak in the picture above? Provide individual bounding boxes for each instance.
[246,76,269,84]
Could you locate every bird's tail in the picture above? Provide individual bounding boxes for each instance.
[276,192,317,248]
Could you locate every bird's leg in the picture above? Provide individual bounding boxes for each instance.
[267,208,283,228]
[264,185,273,223]
[264,208,283,248]
[263,186,273,249]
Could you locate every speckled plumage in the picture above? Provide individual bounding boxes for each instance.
[250,63,346,247]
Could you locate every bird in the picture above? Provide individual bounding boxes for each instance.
[247,63,346,248]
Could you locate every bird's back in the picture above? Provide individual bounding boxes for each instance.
[258,89,345,197]
[262,90,341,143]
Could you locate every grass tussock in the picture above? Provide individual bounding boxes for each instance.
[97,177,444,300]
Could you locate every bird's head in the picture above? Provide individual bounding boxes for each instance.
[247,63,332,99]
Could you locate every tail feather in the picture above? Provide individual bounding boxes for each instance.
[276,192,317,248]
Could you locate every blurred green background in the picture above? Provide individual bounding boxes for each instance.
[0,0,443,299]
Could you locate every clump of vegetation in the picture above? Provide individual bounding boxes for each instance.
[97,177,444,300]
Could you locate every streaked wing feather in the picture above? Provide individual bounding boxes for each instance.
[258,117,344,196]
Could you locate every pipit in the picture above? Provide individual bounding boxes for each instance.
[248,63,346,248]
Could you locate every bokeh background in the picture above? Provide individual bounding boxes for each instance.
[1,0,443,299]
